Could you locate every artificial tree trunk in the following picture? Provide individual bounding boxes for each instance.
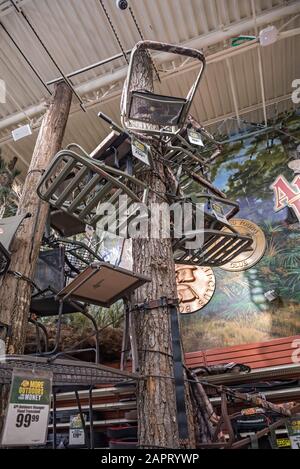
[0,82,72,354]
[130,49,195,448]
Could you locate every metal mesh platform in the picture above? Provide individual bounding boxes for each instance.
[0,356,138,387]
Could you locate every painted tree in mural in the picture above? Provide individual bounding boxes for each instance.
[181,114,300,352]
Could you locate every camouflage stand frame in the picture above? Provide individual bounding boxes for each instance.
[121,40,205,139]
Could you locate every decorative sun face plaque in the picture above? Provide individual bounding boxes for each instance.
[220,218,266,272]
[175,265,216,314]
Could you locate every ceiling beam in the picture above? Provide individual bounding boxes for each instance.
[203,93,293,128]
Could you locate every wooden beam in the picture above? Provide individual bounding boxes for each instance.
[0,82,72,354]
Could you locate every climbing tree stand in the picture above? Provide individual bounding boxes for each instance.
[129,49,195,449]
[0,82,72,431]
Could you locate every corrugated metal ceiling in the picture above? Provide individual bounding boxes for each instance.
[0,0,299,176]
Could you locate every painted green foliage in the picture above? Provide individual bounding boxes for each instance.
[182,114,300,352]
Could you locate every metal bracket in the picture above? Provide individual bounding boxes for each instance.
[132,297,178,312]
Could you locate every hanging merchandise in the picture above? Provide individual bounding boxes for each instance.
[187,128,204,147]
[1,369,52,447]
[37,143,149,232]
[131,137,152,166]
[69,413,86,447]
[172,194,253,267]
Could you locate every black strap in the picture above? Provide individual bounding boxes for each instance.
[132,297,189,445]
[132,297,178,312]
[170,304,189,445]
[250,434,259,449]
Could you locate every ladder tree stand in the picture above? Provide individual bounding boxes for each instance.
[123,42,200,449]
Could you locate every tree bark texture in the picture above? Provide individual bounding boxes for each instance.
[130,49,195,449]
[0,82,72,354]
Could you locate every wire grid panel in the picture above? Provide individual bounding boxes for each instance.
[0,356,138,386]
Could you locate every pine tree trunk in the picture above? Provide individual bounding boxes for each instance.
[130,50,195,449]
[0,82,72,353]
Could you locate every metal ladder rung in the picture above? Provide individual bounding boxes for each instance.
[42,158,78,200]
[89,189,123,226]
[54,166,90,207]
[79,180,114,219]
[203,236,236,262]
[220,239,252,264]
[67,173,103,213]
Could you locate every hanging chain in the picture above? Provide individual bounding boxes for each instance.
[98,0,129,64]
[129,5,161,82]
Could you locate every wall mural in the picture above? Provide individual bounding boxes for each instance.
[181,113,300,352]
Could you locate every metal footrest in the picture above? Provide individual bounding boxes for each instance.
[173,228,253,267]
[0,355,138,386]
[37,145,148,229]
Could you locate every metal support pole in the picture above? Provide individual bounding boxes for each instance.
[75,390,90,449]
[52,389,57,450]
[128,302,139,373]
[89,386,94,449]
[81,309,100,364]
[120,304,130,371]
[41,300,64,356]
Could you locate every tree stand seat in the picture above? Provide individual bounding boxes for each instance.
[121,40,205,139]
[50,209,86,237]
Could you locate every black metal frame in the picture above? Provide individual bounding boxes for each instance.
[30,247,101,363]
